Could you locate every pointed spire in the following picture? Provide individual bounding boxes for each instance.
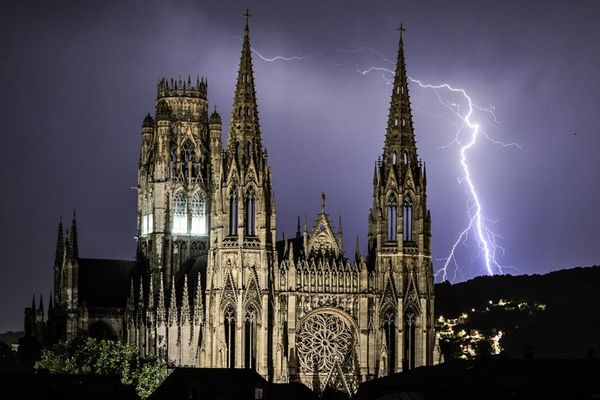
[296,216,301,238]
[148,275,154,309]
[288,242,294,263]
[157,273,166,324]
[181,275,190,325]
[168,278,177,326]
[138,278,145,309]
[31,294,36,311]
[38,293,44,314]
[355,236,361,262]
[48,292,53,313]
[321,192,326,212]
[70,210,79,261]
[54,216,64,269]
[193,273,204,325]
[229,9,261,145]
[128,278,135,310]
[383,23,417,166]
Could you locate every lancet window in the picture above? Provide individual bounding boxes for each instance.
[173,191,188,234]
[387,195,397,241]
[191,192,206,235]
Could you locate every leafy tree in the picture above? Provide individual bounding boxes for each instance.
[34,337,166,399]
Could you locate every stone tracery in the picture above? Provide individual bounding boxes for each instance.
[296,312,354,374]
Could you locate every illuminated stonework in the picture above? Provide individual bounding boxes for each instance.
[296,312,354,373]
[46,16,437,397]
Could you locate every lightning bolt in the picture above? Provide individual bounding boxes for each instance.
[251,48,312,62]
[251,44,519,281]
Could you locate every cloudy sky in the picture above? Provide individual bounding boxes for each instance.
[1,0,599,332]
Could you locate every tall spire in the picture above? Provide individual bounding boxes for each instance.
[193,273,204,325]
[54,216,64,269]
[70,210,79,261]
[228,9,261,145]
[383,23,417,167]
[181,275,190,325]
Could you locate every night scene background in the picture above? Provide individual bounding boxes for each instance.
[1,0,599,333]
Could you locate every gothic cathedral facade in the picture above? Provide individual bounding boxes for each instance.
[41,17,436,394]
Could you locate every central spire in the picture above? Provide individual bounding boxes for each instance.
[228,9,261,147]
[383,24,417,167]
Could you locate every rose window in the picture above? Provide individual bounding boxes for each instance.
[296,312,353,373]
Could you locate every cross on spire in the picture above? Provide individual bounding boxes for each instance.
[243,9,252,27]
[398,23,405,39]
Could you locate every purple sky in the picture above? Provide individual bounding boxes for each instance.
[1,0,599,332]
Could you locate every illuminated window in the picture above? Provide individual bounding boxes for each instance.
[403,151,408,165]
[224,306,236,368]
[392,151,397,165]
[402,117,406,127]
[387,195,397,241]
[141,214,153,235]
[229,190,238,236]
[191,192,206,235]
[394,117,399,127]
[403,197,413,241]
[173,191,188,234]
[245,188,256,236]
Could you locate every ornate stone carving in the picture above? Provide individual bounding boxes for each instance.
[296,312,353,373]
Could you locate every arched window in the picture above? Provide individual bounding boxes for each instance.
[141,196,153,236]
[401,117,406,127]
[392,151,397,165]
[387,195,397,241]
[244,308,257,369]
[394,117,399,127]
[396,86,400,95]
[403,151,408,165]
[245,106,250,117]
[245,188,256,236]
[229,190,238,236]
[383,310,396,374]
[247,140,253,156]
[224,306,236,368]
[181,141,195,178]
[173,191,188,234]
[191,192,206,235]
[403,197,413,241]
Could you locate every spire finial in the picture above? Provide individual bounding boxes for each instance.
[321,192,326,212]
[398,23,405,40]
[243,9,251,30]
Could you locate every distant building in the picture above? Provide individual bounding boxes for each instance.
[26,14,436,394]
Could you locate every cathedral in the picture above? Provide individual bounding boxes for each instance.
[27,16,436,394]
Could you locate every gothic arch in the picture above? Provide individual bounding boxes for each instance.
[296,308,357,375]
[173,190,188,234]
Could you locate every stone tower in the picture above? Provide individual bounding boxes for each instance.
[136,73,212,287]
[35,14,436,396]
[367,27,435,372]
[202,14,276,375]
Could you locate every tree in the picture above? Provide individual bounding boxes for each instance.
[34,336,166,399]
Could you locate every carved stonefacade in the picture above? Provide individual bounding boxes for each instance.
[42,17,436,395]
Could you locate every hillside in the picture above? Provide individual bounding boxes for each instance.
[434,266,600,359]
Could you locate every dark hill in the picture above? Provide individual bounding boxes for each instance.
[434,266,600,359]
